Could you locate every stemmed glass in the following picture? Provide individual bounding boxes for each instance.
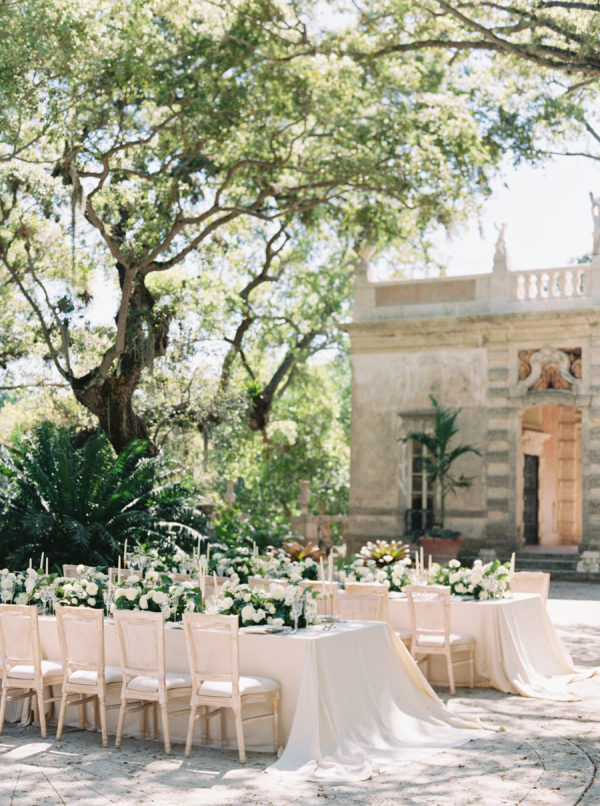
[160,599,170,621]
[40,587,49,615]
[103,586,113,616]
[291,596,303,633]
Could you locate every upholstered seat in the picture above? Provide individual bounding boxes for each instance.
[67,666,122,686]
[415,633,475,648]
[8,659,63,680]
[196,675,279,698]
[127,672,192,692]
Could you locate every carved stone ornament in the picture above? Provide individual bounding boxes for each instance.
[517,347,582,394]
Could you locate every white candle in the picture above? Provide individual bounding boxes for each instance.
[28,557,32,570]
[197,536,201,556]
[320,556,325,582]
[428,554,432,571]
[420,546,424,569]
[509,552,515,575]
[207,543,211,562]
[118,555,121,573]
[45,558,48,575]
[40,552,44,570]
[123,539,128,568]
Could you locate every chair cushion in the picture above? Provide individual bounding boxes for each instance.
[128,671,192,692]
[196,675,279,698]
[8,659,63,680]
[68,666,122,686]
[416,633,474,648]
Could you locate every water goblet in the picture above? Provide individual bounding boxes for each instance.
[160,599,170,621]
[291,597,303,633]
[40,588,49,615]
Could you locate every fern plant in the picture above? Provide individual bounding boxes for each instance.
[0,422,207,570]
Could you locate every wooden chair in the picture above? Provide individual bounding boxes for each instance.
[405,585,475,695]
[183,613,280,763]
[114,610,192,754]
[55,605,122,746]
[0,604,63,738]
[108,567,126,584]
[62,564,93,578]
[336,592,384,621]
[344,582,389,622]
[510,571,550,603]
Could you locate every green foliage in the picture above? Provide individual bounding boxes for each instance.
[401,395,480,529]
[0,422,207,569]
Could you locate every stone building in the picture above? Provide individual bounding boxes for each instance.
[345,227,600,563]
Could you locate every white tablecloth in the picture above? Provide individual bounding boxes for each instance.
[9,617,488,781]
[388,593,595,701]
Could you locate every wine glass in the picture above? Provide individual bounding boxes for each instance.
[291,597,303,633]
[160,599,170,621]
[40,588,49,615]
[103,587,112,615]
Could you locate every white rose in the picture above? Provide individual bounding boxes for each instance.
[272,617,284,627]
[152,591,167,605]
[268,584,285,601]
[76,564,85,574]
[243,593,252,603]
[87,597,96,607]
[15,593,28,605]
[126,574,140,584]
[139,595,148,610]
[241,605,255,623]
[71,597,78,605]
[479,590,489,600]
[220,597,232,611]
[254,608,266,623]
[87,582,98,596]
[125,588,138,601]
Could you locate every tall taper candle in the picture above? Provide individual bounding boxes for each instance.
[123,539,128,568]
[45,558,48,575]
[320,556,325,582]
[509,552,515,575]
[40,552,44,571]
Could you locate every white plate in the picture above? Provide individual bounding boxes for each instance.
[240,625,291,634]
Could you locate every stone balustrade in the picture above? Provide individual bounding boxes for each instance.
[353,263,600,322]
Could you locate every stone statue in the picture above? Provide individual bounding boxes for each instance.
[590,192,600,256]
[492,222,511,273]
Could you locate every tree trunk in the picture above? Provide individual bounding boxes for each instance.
[72,272,169,454]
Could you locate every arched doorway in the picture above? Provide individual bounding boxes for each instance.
[518,405,582,546]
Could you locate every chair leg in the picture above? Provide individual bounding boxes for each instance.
[79,700,86,730]
[152,702,158,739]
[115,698,127,749]
[160,702,171,755]
[56,689,69,741]
[98,694,108,748]
[185,704,197,758]
[94,695,100,731]
[47,685,56,722]
[37,687,47,739]
[0,687,8,735]
[446,651,456,695]
[272,696,280,754]
[469,649,475,689]
[141,702,147,739]
[233,705,246,764]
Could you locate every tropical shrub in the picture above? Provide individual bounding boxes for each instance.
[0,422,207,570]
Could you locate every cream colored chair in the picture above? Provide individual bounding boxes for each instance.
[183,613,280,764]
[55,605,122,746]
[108,567,126,584]
[171,573,192,583]
[114,610,192,754]
[62,564,93,578]
[405,585,475,695]
[344,582,389,622]
[336,592,384,621]
[510,571,550,603]
[0,604,63,738]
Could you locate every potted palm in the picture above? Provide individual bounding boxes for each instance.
[402,396,480,563]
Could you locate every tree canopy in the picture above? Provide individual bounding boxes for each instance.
[0,0,555,459]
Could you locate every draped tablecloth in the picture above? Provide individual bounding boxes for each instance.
[9,617,488,781]
[388,592,595,701]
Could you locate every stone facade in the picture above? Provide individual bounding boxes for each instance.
[345,258,600,558]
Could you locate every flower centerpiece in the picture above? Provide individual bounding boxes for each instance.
[54,569,108,609]
[113,571,203,621]
[430,558,511,600]
[218,582,318,628]
[208,542,255,583]
[342,540,412,592]
[252,544,321,583]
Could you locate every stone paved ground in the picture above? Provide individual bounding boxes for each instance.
[1,581,600,806]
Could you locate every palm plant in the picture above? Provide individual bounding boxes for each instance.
[403,396,480,532]
[0,422,207,570]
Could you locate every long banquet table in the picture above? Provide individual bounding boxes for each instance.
[388,592,594,701]
[10,616,489,781]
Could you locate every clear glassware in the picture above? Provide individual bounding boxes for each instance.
[40,588,49,614]
[160,599,170,620]
[291,597,303,633]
